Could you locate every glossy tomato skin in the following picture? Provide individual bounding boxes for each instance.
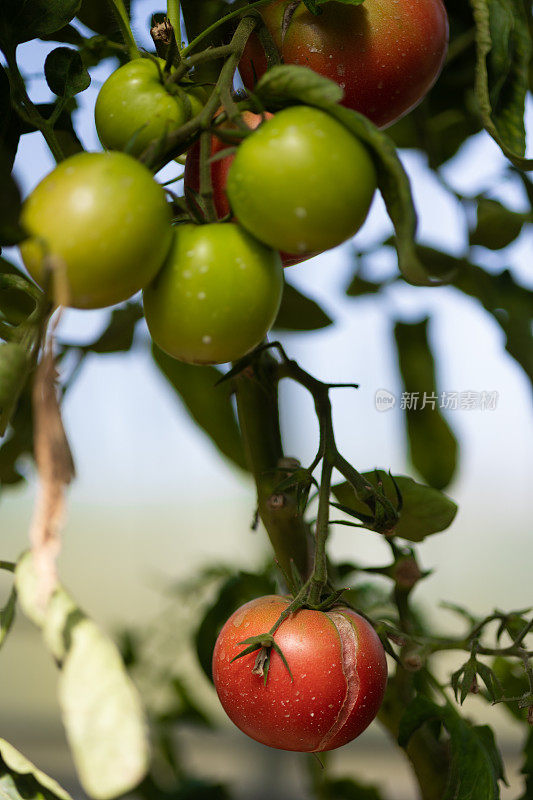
[143,222,283,365]
[183,112,316,268]
[95,58,206,156]
[226,106,377,255]
[239,0,449,129]
[20,151,172,309]
[212,596,387,752]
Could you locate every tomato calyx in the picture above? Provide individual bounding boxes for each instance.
[231,584,355,685]
[232,632,293,685]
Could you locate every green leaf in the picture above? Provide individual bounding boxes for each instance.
[0,156,25,247]
[0,66,21,170]
[273,282,333,331]
[82,302,143,354]
[254,64,344,108]
[470,197,527,250]
[469,0,533,169]
[0,343,32,437]
[0,259,38,326]
[152,344,247,472]
[399,698,506,799]
[0,0,81,49]
[394,318,458,489]
[44,47,90,99]
[518,728,533,800]
[325,105,444,287]
[15,553,150,800]
[76,0,130,39]
[14,102,83,158]
[0,586,16,649]
[491,657,531,721]
[0,387,33,488]
[346,274,383,297]
[332,472,457,542]
[452,261,533,390]
[0,738,73,800]
[322,777,384,800]
[195,569,277,680]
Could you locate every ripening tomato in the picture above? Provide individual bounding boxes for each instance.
[213,596,387,752]
[239,0,449,129]
[226,106,377,254]
[95,57,206,156]
[19,151,172,309]
[143,222,283,365]
[183,111,317,267]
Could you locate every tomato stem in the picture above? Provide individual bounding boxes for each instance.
[167,0,181,48]
[180,0,274,58]
[108,0,140,60]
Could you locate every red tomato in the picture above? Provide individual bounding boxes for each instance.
[183,112,319,267]
[239,0,449,129]
[212,595,387,752]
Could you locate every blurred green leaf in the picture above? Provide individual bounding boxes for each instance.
[332,472,457,542]
[273,282,333,331]
[394,319,458,489]
[0,388,33,488]
[491,657,530,721]
[322,777,384,800]
[518,729,533,800]
[77,0,130,38]
[0,586,16,649]
[181,0,239,82]
[0,259,38,326]
[195,569,277,680]
[0,343,32,437]
[0,738,73,800]
[0,156,25,246]
[0,65,21,170]
[470,197,528,249]
[0,0,81,49]
[470,0,533,168]
[152,344,247,472]
[452,262,533,390]
[399,697,506,798]
[82,302,143,354]
[346,274,383,297]
[15,553,150,800]
[44,47,91,99]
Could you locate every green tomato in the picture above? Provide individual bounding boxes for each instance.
[95,57,206,157]
[143,223,283,365]
[20,151,172,309]
[226,106,377,254]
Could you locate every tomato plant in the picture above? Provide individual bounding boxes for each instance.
[184,111,320,267]
[1,1,532,799]
[143,222,283,364]
[212,595,387,752]
[19,151,173,309]
[226,106,377,254]
[239,0,449,128]
[95,58,206,157]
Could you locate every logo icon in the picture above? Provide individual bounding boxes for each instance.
[375,389,396,412]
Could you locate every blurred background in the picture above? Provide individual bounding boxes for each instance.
[1,1,532,798]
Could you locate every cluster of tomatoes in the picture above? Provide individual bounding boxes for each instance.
[18,0,449,752]
[19,0,448,370]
